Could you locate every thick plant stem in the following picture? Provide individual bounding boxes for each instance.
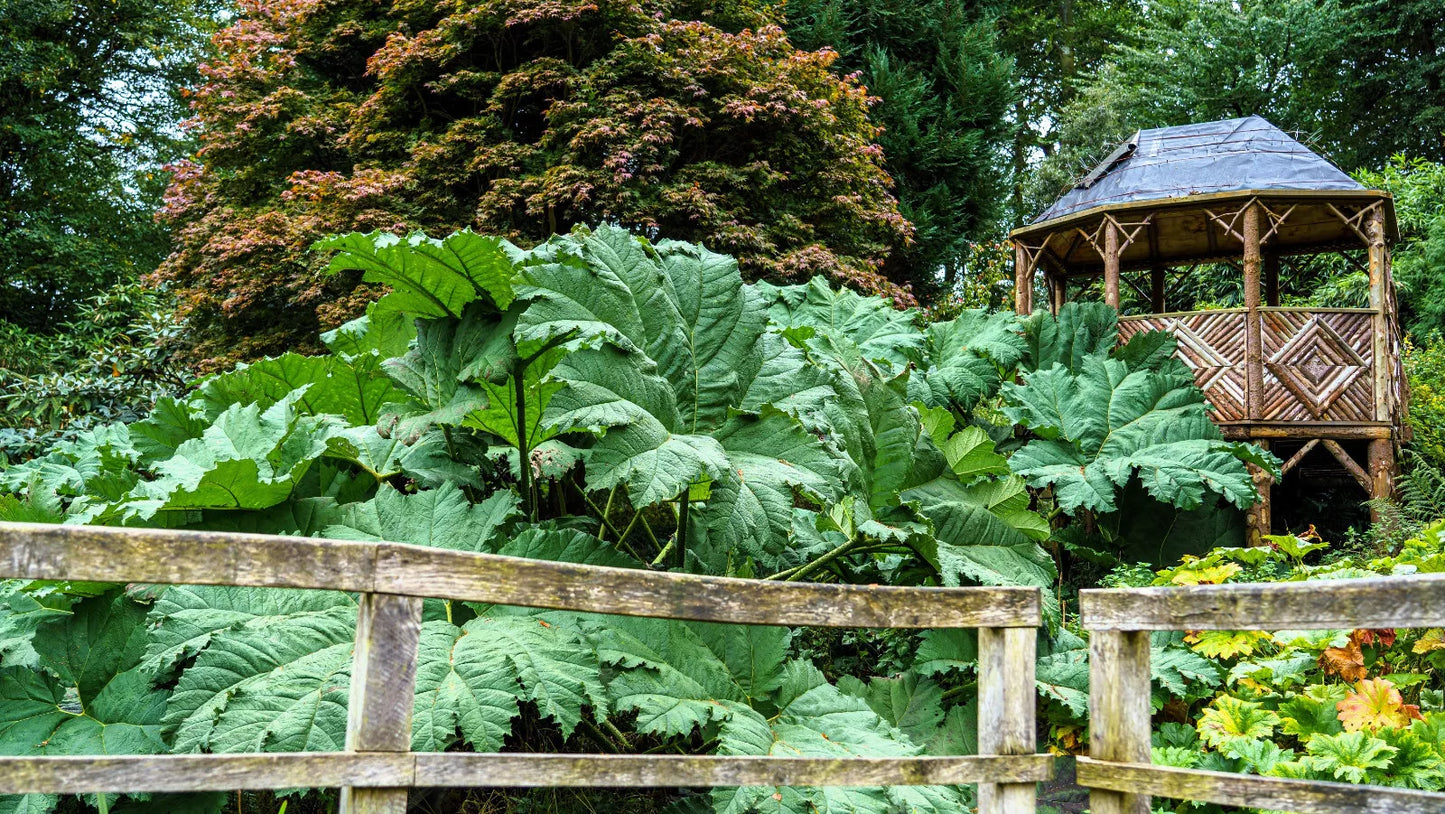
[596,487,616,538]
[514,372,534,521]
[650,535,676,568]
[582,720,624,753]
[640,514,663,557]
[675,490,689,568]
[768,536,862,582]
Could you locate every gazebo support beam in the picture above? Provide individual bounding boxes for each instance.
[1367,206,1395,516]
[1243,203,1270,543]
[1264,252,1280,307]
[1104,220,1121,309]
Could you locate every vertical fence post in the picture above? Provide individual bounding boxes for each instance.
[976,627,1036,814]
[1088,630,1152,814]
[340,592,423,814]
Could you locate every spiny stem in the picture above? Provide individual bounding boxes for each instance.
[582,720,624,753]
[597,487,617,538]
[781,537,864,582]
[650,536,676,568]
[639,513,663,558]
[675,488,690,568]
[603,719,631,748]
[514,370,534,521]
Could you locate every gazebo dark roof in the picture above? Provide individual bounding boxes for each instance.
[1033,116,1363,224]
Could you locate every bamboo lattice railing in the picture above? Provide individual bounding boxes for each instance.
[1080,576,1445,814]
[0,522,1051,814]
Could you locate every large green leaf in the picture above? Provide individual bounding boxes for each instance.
[141,586,356,680]
[324,483,517,552]
[712,660,963,814]
[656,239,769,431]
[698,409,845,568]
[377,306,505,444]
[195,352,404,426]
[546,347,728,507]
[0,592,168,814]
[162,592,357,753]
[412,612,608,752]
[122,391,337,520]
[907,310,1024,411]
[1004,355,1270,513]
[1023,301,1117,373]
[315,230,517,318]
[754,278,922,374]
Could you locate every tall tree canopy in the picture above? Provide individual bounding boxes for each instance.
[782,0,1017,300]
[0,0,214,332]
[1028,0,1445,214]
[156,0,913,368]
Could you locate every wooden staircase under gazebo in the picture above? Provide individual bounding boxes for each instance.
[1011,116,1406,540]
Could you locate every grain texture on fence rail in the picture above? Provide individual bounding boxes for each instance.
[1080,574,1445,630]
[0,522,1040,628]
[0,753,1055,794]
[1076,759,1445,814]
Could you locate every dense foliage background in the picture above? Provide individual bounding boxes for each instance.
[8,0,1445,811]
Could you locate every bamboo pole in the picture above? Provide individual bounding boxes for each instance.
[1104,220,1121,309]
[1150,265,1165,313]
[1243,203,1264,421]
[1366,206,1395,514]
[1242,204,1269,543]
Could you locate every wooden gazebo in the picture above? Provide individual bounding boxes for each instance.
[1011,116,1405,539]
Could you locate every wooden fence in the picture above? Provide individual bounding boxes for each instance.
[1080,575,1445,814]
[0,522,1051,814]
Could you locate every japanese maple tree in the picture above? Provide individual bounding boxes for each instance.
[156,0,913,369]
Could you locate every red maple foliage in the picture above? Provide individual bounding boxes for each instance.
[155,0,913,369]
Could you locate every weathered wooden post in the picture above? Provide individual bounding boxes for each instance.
[1367,205,1396,512]
[976,627,1037,814]
[1149,264,1166,313]
[340,592,424,814]
[1103,219,1121,309]
[1242,202,1271,543]
[1014,244,1034,315]
[1088,629,1151,814]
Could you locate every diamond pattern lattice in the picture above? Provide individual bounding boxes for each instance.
[1119,310,1374,423]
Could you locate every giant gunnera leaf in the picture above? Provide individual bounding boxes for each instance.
[0,592,169,814]
[1004,354,1276,513]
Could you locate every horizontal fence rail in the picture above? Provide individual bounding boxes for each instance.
[1076,758,1444,814]
[1083,574,1445,630]
[0,522,1041,629]
[0,522,1050,814]
[0,753,1055,794]
[1080,576,1445,814]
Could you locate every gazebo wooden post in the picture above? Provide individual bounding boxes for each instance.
[1367,206,1395,510]
[1150,265,1166,313]
[1103,219,1121,309]
[1264,252,1281,306]
[1242,203,1271,543]
[1014,244,1033,315]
